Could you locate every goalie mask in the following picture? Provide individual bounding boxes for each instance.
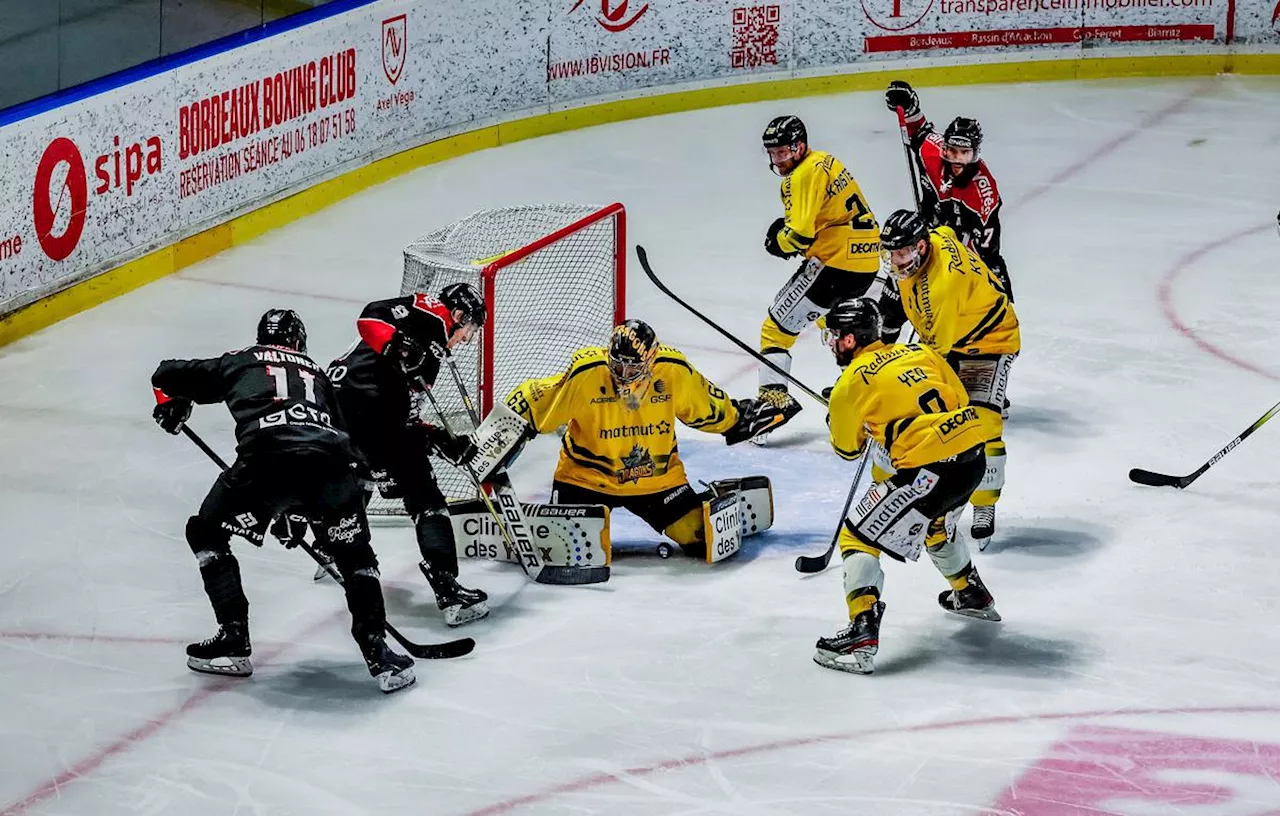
[879,209,930,280]
[256,308,307,353]
[608,319,658,410]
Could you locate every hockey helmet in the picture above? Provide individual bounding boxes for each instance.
[825,298,883,349]
[763,115,808,176]
[879,209,930,280]
[440,282,487,328]
[608,319,659,409]
[256,308,307,353]
[942,116,983,155]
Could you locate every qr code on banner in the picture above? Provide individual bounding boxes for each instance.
[731,5,780,69]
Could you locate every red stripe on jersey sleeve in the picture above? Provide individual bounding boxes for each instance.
[358,318,397,354]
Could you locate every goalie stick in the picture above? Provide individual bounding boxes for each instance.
[418,365,610,586]
[1129,398,1280,489]
[179,426,476,660]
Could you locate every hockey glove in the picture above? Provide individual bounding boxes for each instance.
[423,425,478,466]
[270,512,310,549]
[386,331,430,381]
[724,398,783,446]
[152,398,193,435]
[884,80,921,118]
[764,217,797,259]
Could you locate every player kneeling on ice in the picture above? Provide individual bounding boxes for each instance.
[503,319,783,563]
[328,284,489,625]
[150,310,414,694]
[814,298,1000,675]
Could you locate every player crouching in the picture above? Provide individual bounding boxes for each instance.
[814,298,1000,675]
[503,319,783,562]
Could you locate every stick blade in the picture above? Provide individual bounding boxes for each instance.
[534,565,611,585]
[794,552,832,574]
[400,636,476,660]
[1128,468,1187,488]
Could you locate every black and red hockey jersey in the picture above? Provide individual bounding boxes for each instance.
[903,114,1004,268]
[152,345,353,458]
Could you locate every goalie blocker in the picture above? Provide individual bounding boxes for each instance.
[450,476,774,566]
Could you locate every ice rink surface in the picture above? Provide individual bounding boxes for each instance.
[3,74,1280,815]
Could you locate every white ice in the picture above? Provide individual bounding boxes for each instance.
[4,75,1280,815]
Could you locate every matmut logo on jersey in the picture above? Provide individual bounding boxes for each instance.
[861,0,935,32]
[569,0,650,32]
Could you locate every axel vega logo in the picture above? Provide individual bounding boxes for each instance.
[382,14,406,84]
[861,0,935,32]
[569,0,650,32]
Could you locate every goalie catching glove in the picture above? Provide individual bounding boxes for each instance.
[723,397,793,446]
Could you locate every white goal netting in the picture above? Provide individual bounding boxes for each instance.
[368,203,625,516]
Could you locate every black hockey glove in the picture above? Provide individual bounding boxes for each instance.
[270,512,310,549]
[884,80,920,118]
[764,217,796,259]
[386,331,429,381]
[423,424,477,466]
[724,398,783,446]
[152,398,193,435]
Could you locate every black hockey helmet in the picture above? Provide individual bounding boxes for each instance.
[762,115,807,149]
[825,297,883,349]
[879,209,930,251]
[439,282,486,328]
[943,116,983,155]
[607,319,658,385]
[256,308,307,353]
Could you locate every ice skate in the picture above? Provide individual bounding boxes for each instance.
[813,601,885,674]
[971,505,995,550]
[938,567,1001,621]
[186,622,252,677]
[420,561,489,626]
[360,635,416,694]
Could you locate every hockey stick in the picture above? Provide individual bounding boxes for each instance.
[417,380,610,586]
[1129,399,1280,489]
[894,105,924,212]
[795,442,876,573]
[180,426,475,659]
[636,245,829,407]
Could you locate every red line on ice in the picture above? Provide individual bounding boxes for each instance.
[463,704,1280,815]
[1158,223,1278,382]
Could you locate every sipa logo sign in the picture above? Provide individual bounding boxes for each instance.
[382,14,406,84]
[861,0,935,32]
[569,0,650,32]
[33,138,88,262]
[1273,0,1280,31]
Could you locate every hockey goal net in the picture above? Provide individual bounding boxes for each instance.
[368,203,626,516]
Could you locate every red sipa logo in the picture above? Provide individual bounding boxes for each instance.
[382,14,406,84]
[569,0,650,32]
[861,0,934,33]
[33,137,88,262]
[1273,0,1280,30]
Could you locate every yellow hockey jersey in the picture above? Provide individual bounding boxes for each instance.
[505,346,739,495]
[898,227,1020,357]
[775,150,881,273]
[828,341,988,470]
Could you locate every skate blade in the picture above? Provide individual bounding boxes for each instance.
[812,648,875,674]
[376,666,416,694]
[945,605,1002,622]
[187,655,253,677]
[313,565,333,582]
[444,601,490,627]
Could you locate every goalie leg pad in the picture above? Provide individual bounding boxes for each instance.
[706,476,774,535]
[451,499,610,567]
[702,493,743,564]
